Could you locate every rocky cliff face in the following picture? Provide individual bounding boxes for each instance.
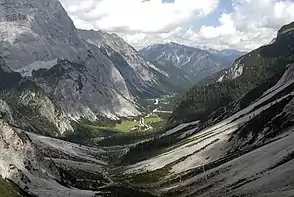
[0,0,79,72]
[0,0,141,119]
[0,57,73,136]
[32,60,140,120]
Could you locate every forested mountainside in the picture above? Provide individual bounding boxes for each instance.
[169,22,294,127]
[139,42,241,82]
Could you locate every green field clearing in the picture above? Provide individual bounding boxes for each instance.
[84,115,164,133]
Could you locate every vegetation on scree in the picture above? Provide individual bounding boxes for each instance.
[197,71,286,130]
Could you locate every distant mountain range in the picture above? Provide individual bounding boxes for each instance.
[139,42,245,82]
[206,48,247,62]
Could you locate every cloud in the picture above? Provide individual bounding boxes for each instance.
[60,0,219,33]
[59,0,294,51]
[195,0,294,51]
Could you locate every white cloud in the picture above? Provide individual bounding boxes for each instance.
[60,0,219,33]
[199,13,235,39]
[195,0,294,51]
[59,0,294,51]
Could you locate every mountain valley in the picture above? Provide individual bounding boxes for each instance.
[0,0,294,197]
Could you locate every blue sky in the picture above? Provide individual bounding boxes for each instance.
[60,0,294,51]
[196,0,234,28]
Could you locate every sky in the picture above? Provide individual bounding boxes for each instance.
[59,0,294,51]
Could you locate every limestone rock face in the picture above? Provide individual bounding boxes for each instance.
[0,0,140,119]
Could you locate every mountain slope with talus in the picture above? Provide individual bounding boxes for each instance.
[117,50,294,197]
[0,117,113,197]
[0,1,294,196]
